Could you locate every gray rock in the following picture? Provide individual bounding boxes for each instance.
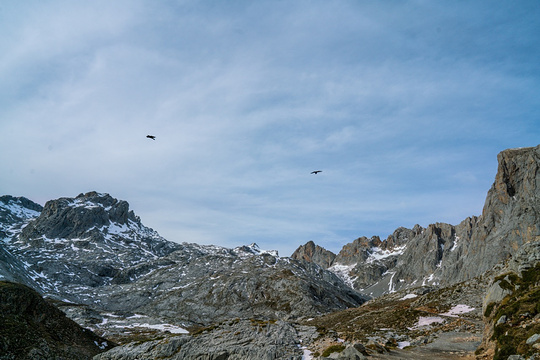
[94,320,304,360]
[291,240,336,269]
[333,344,368,359]
[483,281,513,313]
[496,315,507,325]
[526,333,540,345]
[1,191,367,329]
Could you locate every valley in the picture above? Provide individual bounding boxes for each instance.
[1,145,539,359]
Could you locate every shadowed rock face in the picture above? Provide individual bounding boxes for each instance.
[0,281,114,359]
[295,145,540,297]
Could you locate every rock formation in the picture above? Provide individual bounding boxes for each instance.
[291,240,336,268]
[295,145,540,298]
[477,241,540,359]
[1,144,539,359]
[0,281,114,359]
[0,191,367,330]
[94,319,308,360]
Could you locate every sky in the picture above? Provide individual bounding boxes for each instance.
[1,1,539,256]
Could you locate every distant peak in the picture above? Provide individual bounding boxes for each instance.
[0,195,43,215]
[234,243,278,257]
[248,242,260,250]
[75,191,112,202]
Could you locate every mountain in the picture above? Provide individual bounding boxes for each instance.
[0,192,367,335]
[1,144,539,359]
[0,196,45,290]
[293,145,540,298]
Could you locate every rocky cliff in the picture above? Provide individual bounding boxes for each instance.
[291,240,336,268]
[294,145,540,298]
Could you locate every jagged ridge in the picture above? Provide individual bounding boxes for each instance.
[293,145,540,298]
[0,191,367,330]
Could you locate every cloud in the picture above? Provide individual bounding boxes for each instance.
[1,1,539,256]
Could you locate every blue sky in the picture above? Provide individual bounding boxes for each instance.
[1,1,539,256]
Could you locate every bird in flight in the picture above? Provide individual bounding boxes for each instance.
[311,170,322,174]
[146,135,156,140]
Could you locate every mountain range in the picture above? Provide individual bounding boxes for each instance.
[1,144,539,359]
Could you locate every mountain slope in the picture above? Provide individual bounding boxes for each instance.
[0,191,367,330]
[294,145,540,298]
[0,280,114,359]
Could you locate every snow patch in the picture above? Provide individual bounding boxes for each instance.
[302,347,313,360]
[409,316,445,329]
[113,322,188,334]
[388,271,397,293]
[366,245,406,263]
[2,203,40,219]
[397,341,410,349]
[328,263,356,288]
[440,304,475,317]
[93,340,108,350]
[451,235,460,252]
[400,293,418,300]
[422,273,437,286]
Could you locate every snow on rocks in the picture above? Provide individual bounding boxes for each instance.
[409,316,446,329]
[400,293,418,300]
[366,245,407,264]
[440,304,475,317]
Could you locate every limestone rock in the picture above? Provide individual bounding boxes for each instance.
[94,320,305,360]
[301,145,540,297]
[291,240,336,269]
[526,334,540,345]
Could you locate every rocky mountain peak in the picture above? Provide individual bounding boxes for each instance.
[0,195,43,214]
[0,196,42,238]
[234,242,279,257]
[297,145,540,298]
[291,240,336,268]
[31,191,137,240]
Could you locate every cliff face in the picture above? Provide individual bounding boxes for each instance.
[294,145,540,297]
[435,146,540,287]
[291,240,336,268]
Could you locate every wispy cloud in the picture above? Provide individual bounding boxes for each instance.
[1,1,539,255]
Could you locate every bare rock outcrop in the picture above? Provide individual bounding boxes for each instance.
[300,145,540,298]
[0,281,114,359]
[94,320,306,360]
[291,240,336,268]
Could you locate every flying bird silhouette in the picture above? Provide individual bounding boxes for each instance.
[146,135,156,140]
[311,170,322,174]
